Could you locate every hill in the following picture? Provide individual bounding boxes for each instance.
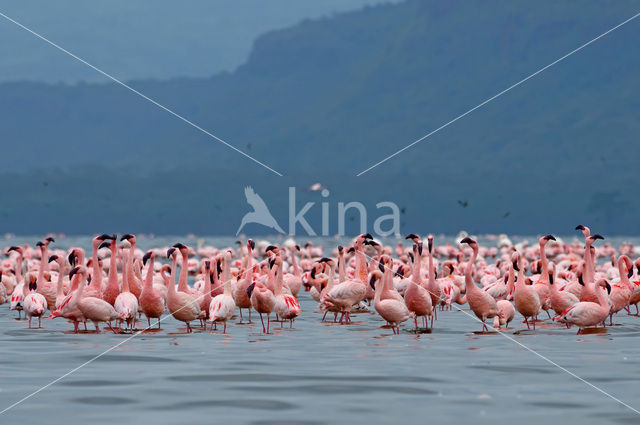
[1,0,638,235]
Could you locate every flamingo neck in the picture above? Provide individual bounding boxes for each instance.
[464,248,478,293]
[144,257,155,290]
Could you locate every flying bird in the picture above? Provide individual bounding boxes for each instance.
[236,186,285,236]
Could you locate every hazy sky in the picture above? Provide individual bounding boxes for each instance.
[0,0,399,84]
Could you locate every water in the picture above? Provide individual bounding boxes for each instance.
[1,235,640,424]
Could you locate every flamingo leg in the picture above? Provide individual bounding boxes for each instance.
[95,324,101,333]
[259,313,266,333]
[223,322,227,333]
[239,308,244,322]
[38,317,42,328]
[158,318,161,329]
[524,318,530,329]
[322,311,328,321]
[28,317,31,328]
[267,315,271,334]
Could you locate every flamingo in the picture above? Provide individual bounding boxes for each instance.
[321,234,371,323]
[248,267,276,334]
[607,255,634,325]
[139,251,165,329]
[49,266,86,332]
[554,279,612,334]
[72,266,119,333]
[493,299,515,329]
[23,273,48,328]
[114,248,139,330]
[273,256,301,328]
[234,239,255,322]
[532,235,555,318]
[460,238,498,332]
[163,251,202,333]
[403,243,432,330]
[513,252,541,330]
[209,252,237,333]
[370,261,410,334]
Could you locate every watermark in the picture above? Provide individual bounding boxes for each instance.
[236,186,400,237]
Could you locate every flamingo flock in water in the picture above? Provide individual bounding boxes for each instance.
[1,225,639,335]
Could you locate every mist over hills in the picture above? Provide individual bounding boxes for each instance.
[1,0,638,235]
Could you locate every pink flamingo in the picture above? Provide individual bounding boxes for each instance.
[532,235,555,318]
[403,243,432,330]
[140,251,165,329]
[23,272,48,328]
[273,256,301,328]
[460,238,498,332]
[234,240,255,322]
[73,266,119,333]
[114,249,139,330]
[209,252,237,333]
[162,259,202,333]
[554,279,612,334]
[49,267,86,332]
[607,255,633,324]
[513,252,541,329]
[493,299,515,329]
[370,261,410,334]
[321,234,371,323]
[248,267,276,333]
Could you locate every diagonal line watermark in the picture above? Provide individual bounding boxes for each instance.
[0,11,283,177]
[356,11,640,176]
[0,264,260,416]
[363,251,640,415]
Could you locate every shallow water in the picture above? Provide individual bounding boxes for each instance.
[1,235,640,424]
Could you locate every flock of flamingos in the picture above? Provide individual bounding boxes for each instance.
[1,225,639,335]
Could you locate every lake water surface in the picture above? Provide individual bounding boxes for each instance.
[1,235,639,424]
